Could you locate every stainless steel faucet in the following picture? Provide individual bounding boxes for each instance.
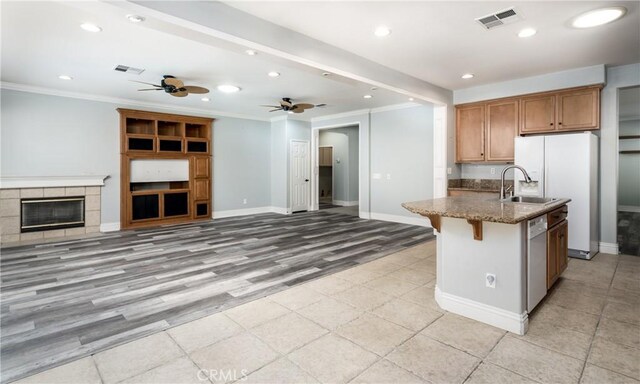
[501,165,533,200]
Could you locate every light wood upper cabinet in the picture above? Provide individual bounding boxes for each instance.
[520,95,555,134]
[557,87,599,131]
[319,147,333,166]
[486,100,518,162]
[456,104,485,163]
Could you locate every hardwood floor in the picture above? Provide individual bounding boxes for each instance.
[0,211,433,383]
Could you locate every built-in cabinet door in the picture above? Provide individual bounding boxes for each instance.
[194,179,209,200]
[556,88,599,131]
[557,220,569,275]
[486,100,518,162]
[520,95,556,134]
[547,224,560,289]
[319,147,333,166]
[192,157,210,178]
[456,105,485,162]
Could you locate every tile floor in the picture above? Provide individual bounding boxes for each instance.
[12,242,640,384]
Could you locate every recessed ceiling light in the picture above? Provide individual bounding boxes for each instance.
[409,97,415,101]
[461,73,474,79]
[217,84,241,93]
[572,7,626,28]
[201,97,210,102]
[374,25,391,37]
[363,94,373,99]
[126,14,145,23]
[518,28,537,38]
[246,49,257,56]
[80,23,102,32]
[268,71,280,78]
[58,75,73,80]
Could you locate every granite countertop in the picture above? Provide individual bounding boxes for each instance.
[447,187,500,192]
[402,196,571,224]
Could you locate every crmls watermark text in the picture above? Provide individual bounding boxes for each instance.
[197,369,249,382]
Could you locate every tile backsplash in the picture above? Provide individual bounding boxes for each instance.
[460,164,514,180]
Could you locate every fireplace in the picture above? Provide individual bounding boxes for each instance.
[21,197,85,233]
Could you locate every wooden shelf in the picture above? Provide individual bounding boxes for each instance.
[619,135,640,140]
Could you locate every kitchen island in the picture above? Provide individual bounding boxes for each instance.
[402,196,570,335]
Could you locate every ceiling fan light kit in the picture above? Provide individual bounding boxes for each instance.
[133,75,210,98]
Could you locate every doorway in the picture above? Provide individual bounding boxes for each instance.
[617,85,640,256]
[317,126,359,216]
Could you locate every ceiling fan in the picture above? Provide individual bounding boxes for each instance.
[261,98,317,113]
[132,75,209,97]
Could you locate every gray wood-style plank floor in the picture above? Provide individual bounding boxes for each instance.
[0,211,433,383]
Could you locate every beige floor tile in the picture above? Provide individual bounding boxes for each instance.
[250,312,328,354]
[406,259,436,274]
[612,274,640,294]
[167,313,243,352]
[296,297,363,330]
[189,332,279,384]
[485,336,584,384]
[377,250,425,267]
[403,242,436,259]
[363,275,420,297]
[93,332,184,384]
[120,357,205,384]
[333,267,383,284]
[243,357,319,384]
[420,313,505,358]
[553,278,609,299]
[357,258,405,275]
[332,286,393,311]
[304,275,354,295]
[388,267,436,286]
[400,285,444,312]
[465,362,538,384]
[596,317,640,349]
[515,320,593,360]
[387,334,479,383]
[602,301,640,325]
[562,261,615,288]
[546,288,607,315]
[269,286,327,310]
[13,357,101,384]
[336,313,414,356]
[530,302,600,335]
[350,359,426,384]
[588,337,640,380]
[580,364,640,384]
[607,288,640,307]
[287,334,378,384]
[591,252,620,265]
[371,298,443,331]
[223,298,290,328]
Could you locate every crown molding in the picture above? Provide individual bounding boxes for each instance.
[0,82,271,122]
[310,108,371,123]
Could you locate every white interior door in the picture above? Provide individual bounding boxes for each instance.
[290,140,310,212]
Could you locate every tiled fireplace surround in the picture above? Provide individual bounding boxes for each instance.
[0,186,102,244]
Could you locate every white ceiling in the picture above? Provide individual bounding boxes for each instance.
[1,1,638,121]
[228,1,640,90]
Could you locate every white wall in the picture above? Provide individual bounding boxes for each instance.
[270,118,287,211]
[0,89,272,226]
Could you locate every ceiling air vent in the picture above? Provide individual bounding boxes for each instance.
[113,65,145,75]
[476,7,522,30]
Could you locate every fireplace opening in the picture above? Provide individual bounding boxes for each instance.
[21,197,85,233]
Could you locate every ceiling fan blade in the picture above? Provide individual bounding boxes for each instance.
[280,99,293,108]
[137,88,163,91]
[164,77,184,88]
[269,109,282,112]
[130,80,162,87]
[294,103,315,110]
[170,91,188,97]
[292,108,305,113]
[183,86,209,94]
[260,105,281,108]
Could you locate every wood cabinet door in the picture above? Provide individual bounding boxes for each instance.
[325,147,332,165]
[520,95,556,134]
[486,100,518,162]
[556,88,599,131]
[557,221,569,275]
[192,157,210,178]
[456,105,485,162]
[194,179,209,200]
[547,225,560,289]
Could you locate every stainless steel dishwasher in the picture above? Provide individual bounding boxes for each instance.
[527,215,548,312]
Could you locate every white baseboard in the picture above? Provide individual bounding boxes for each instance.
[369,212,432,227]
[618,205,640,213]
[99,222,120,232]
[435,286,528,335]
[213,206,289,219]
[332,200,359,207]
[599,242,619,255]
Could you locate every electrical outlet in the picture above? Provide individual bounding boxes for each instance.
[386,174,391,180]
[243,198,247,205]
[490,167,496,175]
[486,273,496,288]
[447,167,452,175]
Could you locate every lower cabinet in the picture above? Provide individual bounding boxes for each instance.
[547,219,568,289]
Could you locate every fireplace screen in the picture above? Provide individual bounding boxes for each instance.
[21,197,85,232]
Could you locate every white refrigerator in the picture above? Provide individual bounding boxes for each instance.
[515,132,599,259]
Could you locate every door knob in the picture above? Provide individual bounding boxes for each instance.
[305,179,309,182]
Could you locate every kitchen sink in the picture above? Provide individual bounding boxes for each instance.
[500,196,559,204]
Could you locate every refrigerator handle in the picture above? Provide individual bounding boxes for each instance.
[544,163,548,197]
